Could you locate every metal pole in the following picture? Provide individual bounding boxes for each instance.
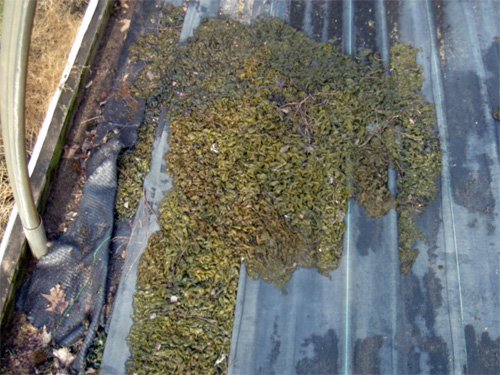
[1,0,47,258]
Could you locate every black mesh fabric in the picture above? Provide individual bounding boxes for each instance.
[17,137,123,371]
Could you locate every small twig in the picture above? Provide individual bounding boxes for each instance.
[191,316,230,336]
[81,115,103,125]
[111,235,130,255]
[117,167,132,181]
[193,111,223,128]
[392,127,421,142]
[142,187,159,223]
[358,124,388,147]
[273,162,287,171]
[171,246,188,276]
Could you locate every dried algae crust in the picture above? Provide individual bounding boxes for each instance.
[125,6,440,374]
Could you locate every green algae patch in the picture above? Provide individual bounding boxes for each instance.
[126,10,440,374]
[114,4,186,220]
[127,188,240,374]
[115,96,165,219]
[492,107,500,121]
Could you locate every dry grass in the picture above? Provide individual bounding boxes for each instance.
[0,0,86,240]
[0,143,13,239]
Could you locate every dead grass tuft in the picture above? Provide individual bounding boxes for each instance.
[0,0,85,240]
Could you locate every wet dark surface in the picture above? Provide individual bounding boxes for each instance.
[352,335,383,375]
[296,329,339,375]
[354,0,377,51]
[355,206,382,256]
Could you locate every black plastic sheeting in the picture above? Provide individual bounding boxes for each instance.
[16,136,123,371]
[17,121,143,372]
[219,0,499,374]
[89,0,497,373]
[98,0,499,373]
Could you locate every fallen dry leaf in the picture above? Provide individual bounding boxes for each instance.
[62,144,79,159]
[120,19,131,33]
[53,347,75,369]
[40,326,52,347]
[41,284,69,315]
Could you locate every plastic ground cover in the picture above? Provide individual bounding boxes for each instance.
[101,0,499,374]
[226,1,500,374]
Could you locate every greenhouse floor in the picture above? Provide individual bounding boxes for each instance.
[92,0,500,373]
[95,0,500,374]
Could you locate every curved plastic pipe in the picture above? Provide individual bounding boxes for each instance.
[1,0,47,258]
